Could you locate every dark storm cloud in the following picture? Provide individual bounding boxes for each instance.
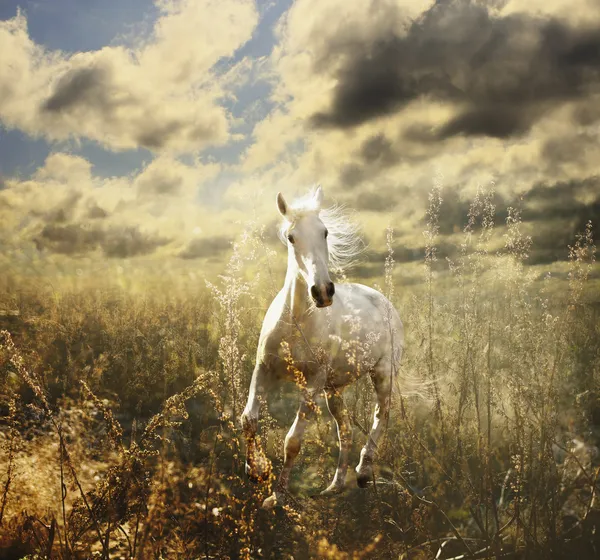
[41,65,210,151]
[338,133,403,187]
[349,262,384,280]
[367,244,431,264]
[34,223,170,258]
[102,228,170,258]
[425,179,600,265]
[35,223,103,255]
[134,115,218,151]
[360,134,397,165]
[179,236,231,259]
[519,177,600,264]
[135,121,184,151]
[438,106,530,140]
[430,188,508,236]
[355,191,398,212]
[339,163,368,188]
[572,96,600,126]
[523,177,600,224]
[541,129,598,170]
[43,66,119,114]
[346,178,600,274]
[28,192,83,224]
[87,205,109,219]
[311,0,600,139]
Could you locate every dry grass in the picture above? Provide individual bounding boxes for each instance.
[0,186,599,559]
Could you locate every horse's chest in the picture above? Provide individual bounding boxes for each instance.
[262,321,372,388]
[267,330,318,374]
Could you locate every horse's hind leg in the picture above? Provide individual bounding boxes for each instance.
[356,360,393,488]
[321,389,352,496]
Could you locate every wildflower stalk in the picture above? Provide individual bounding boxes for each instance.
[0,398,17,527]
[424,178,445,439]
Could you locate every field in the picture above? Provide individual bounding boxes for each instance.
[1,188,599,559]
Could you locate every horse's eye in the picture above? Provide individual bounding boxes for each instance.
[324,229,328,239]
[287,234,295,244]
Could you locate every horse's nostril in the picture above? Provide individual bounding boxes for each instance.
[327,282,335,298]
[310,285,320,301]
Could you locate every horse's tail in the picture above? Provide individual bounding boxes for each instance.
[388,317,433,402]
[394,365,433,401]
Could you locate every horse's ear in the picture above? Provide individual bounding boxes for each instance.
[313,185,324,209]
[276,192,288,217]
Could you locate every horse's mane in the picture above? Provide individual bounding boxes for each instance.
[277,187,364,274]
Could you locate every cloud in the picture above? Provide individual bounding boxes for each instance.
[87,205,109,220]
[242,0,431,171]
[2,0,600,277]
[360,134,397,166]
[34,223,103,255]
[0,1,258,153]
[34,152,93,184]
[134,156,217,199]
[179,236,231,259]
[354,190,397,212]
[34,223,171,258]
[521,178,600,264]
[311,0,600,139]
[43,66,112,114]
[102,227,171,258]
[243,0,600,215]
[0,151,226,260]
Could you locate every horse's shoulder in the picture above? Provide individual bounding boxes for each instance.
[336,283,402,326]
[255,291,286,361]
[338,282,387,306]
[260,290,286,333]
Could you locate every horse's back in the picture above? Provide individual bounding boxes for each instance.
[336,282,403,335]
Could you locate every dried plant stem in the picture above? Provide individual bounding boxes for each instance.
[0,399,17,527]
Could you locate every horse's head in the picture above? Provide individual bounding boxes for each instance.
[277,186,335,308]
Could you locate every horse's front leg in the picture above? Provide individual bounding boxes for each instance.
[279,399,312,489]
[241,363,272,482]
[263,367,326,509]
[262,397,314,509]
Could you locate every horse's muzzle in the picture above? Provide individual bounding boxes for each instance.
[311,282,335,307]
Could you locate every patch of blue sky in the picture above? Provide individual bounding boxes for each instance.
[0,0,158,53]
[204,0,293,167]
[0,1,157,178]
[0,128,50,179]
[0,128,153,181]
[0,0,291,179]
[75,141,152,178]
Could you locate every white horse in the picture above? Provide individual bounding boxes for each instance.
[241,186,404,508]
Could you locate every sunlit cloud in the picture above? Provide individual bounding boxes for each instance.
[0,0,258,153]
[1,0,599,276]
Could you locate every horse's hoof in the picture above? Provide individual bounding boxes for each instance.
[319,486,343,496]
[262,492,279,509]
[356,466,373,488]
[356,474,370,488]
[320,482,345,496]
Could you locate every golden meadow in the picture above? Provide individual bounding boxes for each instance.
[0,186,599,559]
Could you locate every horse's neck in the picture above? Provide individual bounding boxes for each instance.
[283,253,311,320]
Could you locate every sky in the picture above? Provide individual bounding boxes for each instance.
[1,0,600,281]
